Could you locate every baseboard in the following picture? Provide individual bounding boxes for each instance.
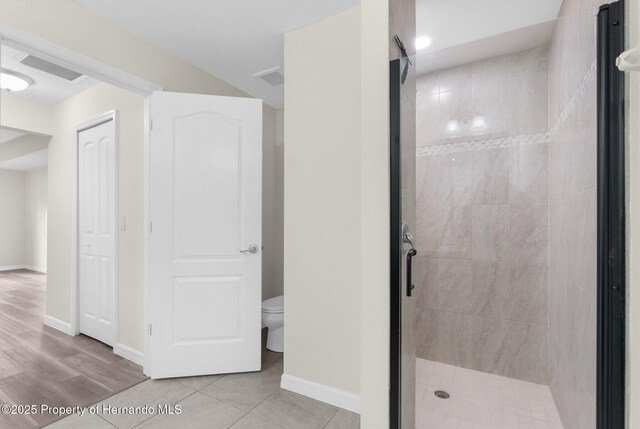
[23,265,47,274]
[0,265,47,273]
[43,315,74,336]
[280,374,361,414]
[0,265,27,272]
[114,343,144,366]
[43,318,143,367]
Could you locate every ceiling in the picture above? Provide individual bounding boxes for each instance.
[66,1,563,107]
[415,0,563,55]
[1,45,100,106]
[74,0,360,109]
[416,20,557,75]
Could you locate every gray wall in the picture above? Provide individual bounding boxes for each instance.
[414,46,550,384]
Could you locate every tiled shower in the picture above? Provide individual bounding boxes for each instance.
[415,45,550,385]
[414,0,602,427]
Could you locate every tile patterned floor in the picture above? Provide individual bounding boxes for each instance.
[416,359,564,429]
[47,332,360,429]
[0,270,148,428]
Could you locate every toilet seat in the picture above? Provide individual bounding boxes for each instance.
[261,295,284,313]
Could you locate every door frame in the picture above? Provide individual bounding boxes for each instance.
[0,24,161,369]
[597,2,626,428]
[71,110,119,344]
[391,3,628,429]
[389,58,402,429]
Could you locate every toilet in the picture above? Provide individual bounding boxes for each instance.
[262,295,284,353]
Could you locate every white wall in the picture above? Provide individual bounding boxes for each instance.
[0,166,47,272]
[24,166,48,272]
[0,92,53,136]
[283,2,394,422]
[0,169,25,268]
[283,6,362,396]
[0,134,50,163]
[360,0,392,425]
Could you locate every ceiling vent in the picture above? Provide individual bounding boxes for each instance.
[253,66,284,87]
[20,55,83,81]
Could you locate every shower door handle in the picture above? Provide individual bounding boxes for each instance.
[406,247,417,297]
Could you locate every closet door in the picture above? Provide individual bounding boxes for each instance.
[78,116,116,346]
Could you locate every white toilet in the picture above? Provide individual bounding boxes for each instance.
[262,295,284,353]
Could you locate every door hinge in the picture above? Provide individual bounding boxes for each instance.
[149,221,153,233]
[149,119,153,132]
[149,324,152,336]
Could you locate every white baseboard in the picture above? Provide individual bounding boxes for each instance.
[23,265,47,274]
[280,374,361,414]
[114,343,144,366]
[0,265,27,271]
[43,317,143,367]
[0,265,47,273]
[44,314,74,336]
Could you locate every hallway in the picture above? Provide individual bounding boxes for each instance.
[0,270,147,428]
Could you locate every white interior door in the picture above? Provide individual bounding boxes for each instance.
[148,91,262,378]
[78,117,116,347]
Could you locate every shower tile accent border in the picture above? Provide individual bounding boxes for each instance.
[548,60,596,136]
[414,60,595,159]
[416,132,548,157]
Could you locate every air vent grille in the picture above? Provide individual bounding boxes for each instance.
[20,55,83,81]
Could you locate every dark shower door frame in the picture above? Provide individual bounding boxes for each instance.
[597,1,626,429]
[389,57,402,429]
[389,1,627,428]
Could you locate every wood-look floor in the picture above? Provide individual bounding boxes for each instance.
[0,270,147,428]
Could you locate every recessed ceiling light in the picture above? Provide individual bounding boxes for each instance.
[0,69,33,92]
[415,36,432,50]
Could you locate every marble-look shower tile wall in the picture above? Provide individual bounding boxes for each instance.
[415,46,550,384]
[547,1,604,428]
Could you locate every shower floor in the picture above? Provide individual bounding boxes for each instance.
[416,359,564,429]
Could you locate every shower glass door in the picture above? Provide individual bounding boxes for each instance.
[390,54,417,429]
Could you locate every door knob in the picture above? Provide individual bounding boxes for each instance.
[241,244,259,254]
